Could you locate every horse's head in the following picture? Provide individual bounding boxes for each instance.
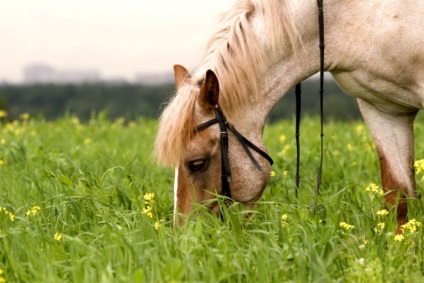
[155,64,272,225]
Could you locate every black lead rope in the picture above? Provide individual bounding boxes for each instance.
[295,83,301,199]
[314,0,325,215]
[295,0,324,215]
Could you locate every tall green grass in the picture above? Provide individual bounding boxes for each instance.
[0,112,423,282]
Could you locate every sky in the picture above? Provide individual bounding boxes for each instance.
[0,0,232,83]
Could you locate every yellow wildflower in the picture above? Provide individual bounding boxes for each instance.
[414,160,424,175]
[142,206,152,213]
[20,113,30,120]
[0,160,4,166]
[374,222,385,234]
[0,207,15,221]
[54,232,63,241]
[376,209,389,216]
[154,221,161,230]
[270,171,276,177]
[340,222,354,231]
[128,121,137,128]
[5,211,15,222]
[394,234,404,242]
[115,117,126,125]
[365,183,384,195]
[142,193,156,218]
[401,219,421,234]
[0,110,7,118]
[358,236,368,245]
[143,193,155,202]
[26,206,41,216]
[283,171,288,177]
[71,117,80,125]
[281,214,289,227]
[355,124,364,134]
[279,135,286,143]
[142,206,153,218]
[83,138,92,145]
[365,183,378,191]
[279,145,290,156]
[0,138,5,145]
[346,143,354,151]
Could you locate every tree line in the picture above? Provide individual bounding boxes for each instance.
[0,79,361,122]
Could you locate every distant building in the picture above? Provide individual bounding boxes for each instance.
[0,77,7,85]
[24,64,101,84]
[23,65,55,84]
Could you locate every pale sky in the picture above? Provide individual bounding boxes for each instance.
[0,0,232,83]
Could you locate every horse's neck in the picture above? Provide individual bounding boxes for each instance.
[239,0,424,139]
[227,0,367,135]
[237,0,321,135]
[253,0,354,118]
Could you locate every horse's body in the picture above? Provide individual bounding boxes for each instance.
[155,0,424,231]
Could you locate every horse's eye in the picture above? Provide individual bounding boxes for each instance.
[188,159,207,172]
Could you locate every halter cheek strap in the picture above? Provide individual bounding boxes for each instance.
[215,107,232,197]
[196,106,274,198]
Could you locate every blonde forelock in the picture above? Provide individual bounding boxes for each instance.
[154,84,199,167]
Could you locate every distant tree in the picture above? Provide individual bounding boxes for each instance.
[0,79,360,122]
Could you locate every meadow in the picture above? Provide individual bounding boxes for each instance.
[0,112,423,282]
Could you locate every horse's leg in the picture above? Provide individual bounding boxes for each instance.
[357,98,417,233]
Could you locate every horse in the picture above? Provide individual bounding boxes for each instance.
[155,0,424,232]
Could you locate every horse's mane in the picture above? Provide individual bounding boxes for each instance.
[155,0,300,167]
[155,82,199,167]
[194,0,300,112]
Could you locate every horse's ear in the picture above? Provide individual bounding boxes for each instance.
[173,64,191,88]
[199,70,219,111]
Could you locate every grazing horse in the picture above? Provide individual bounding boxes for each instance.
[155,0,424,231]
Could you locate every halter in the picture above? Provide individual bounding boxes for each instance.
[196,106,274,198]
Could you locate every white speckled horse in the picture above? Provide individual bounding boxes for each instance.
[155,0,424,231]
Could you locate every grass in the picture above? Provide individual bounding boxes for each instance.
[0,112,424,282]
